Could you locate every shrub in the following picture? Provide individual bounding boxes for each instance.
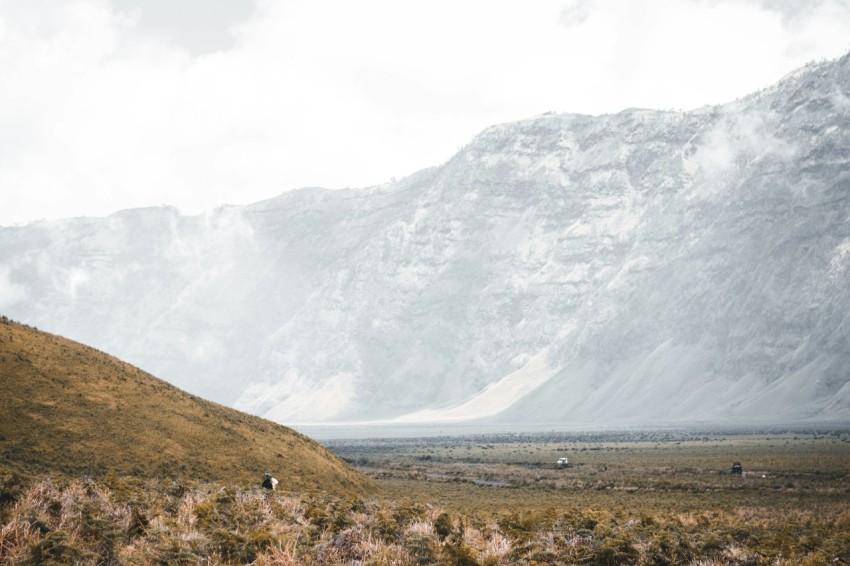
[434,512,453,541]
[596,536,639,565]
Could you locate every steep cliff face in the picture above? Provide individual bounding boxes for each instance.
[2,53,849,425]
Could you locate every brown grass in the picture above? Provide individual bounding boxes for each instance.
[332,431,850,515]
[2,468,849,565]
[0,316,372,497]
[3,315,850,563]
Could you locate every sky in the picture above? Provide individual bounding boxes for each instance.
[1,0,849,226]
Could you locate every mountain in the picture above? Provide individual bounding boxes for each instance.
[0,317,372,495]
[1,53,849,426]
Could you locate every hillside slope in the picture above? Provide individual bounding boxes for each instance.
[0,317,372,496]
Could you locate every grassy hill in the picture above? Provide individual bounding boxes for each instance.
[0,316,372,497]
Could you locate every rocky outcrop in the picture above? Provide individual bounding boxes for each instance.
[2,53,848,425]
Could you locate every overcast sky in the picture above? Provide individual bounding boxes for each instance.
[1,0,849,226]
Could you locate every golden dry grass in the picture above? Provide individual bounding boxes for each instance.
[0,316,372,497]
[3,314,850,563]
[331,431,850,516]
[328,431,850,563]
[2,470,849,565]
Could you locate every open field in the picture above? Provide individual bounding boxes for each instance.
[2,430,849,564]
[325,431,850,512]
[326,429,850,513]
[322,429,850,563]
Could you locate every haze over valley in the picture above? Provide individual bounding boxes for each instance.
[2,53,849,428]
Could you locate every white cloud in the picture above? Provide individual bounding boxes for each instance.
[1,0,849,226]
[0,266,28,307]
[692,106,799,183]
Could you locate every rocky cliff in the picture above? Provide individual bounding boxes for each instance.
[2,52,849,425]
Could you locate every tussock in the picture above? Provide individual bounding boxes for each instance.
[2,463,850,564]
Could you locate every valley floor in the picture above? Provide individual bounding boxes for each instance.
[326,429,850,563]
[323,429,850,511]
[2,430,848,564]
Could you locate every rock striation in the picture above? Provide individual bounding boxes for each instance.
[2,52,849,425]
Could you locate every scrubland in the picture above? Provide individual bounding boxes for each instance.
[2,430,849,565]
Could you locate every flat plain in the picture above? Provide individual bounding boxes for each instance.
[327,429,850,513]
[317,429,850,564]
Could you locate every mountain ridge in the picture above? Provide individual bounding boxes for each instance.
[1,52,849,426]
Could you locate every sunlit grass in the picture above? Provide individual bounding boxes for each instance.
[3,431,849,564]
[0,316,372,497]
[4,316,850,563]
[2,471,848,565]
